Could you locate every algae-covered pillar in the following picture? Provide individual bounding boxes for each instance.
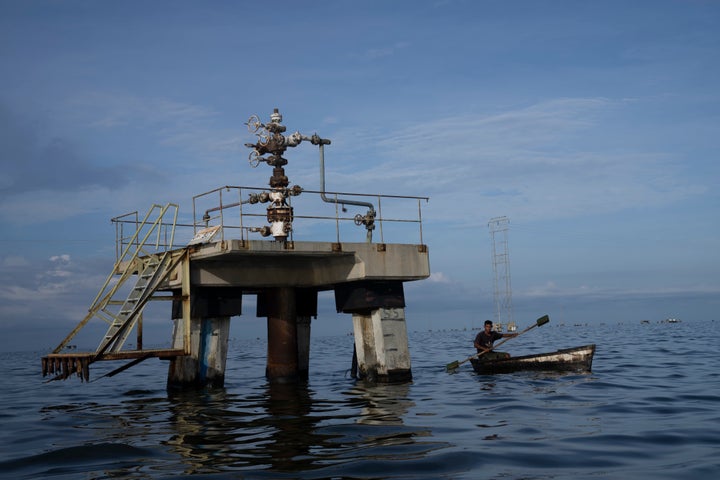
[166,287,241,389]
[336,281,412,382]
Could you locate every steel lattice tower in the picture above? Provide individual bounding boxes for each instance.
[489,216,513,328]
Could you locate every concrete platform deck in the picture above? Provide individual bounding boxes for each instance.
[161,239,430,290]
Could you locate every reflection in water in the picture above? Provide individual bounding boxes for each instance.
[345,381,413,426]
[257,382,326,471]
[165,384,330,473]
[158,380,443,476]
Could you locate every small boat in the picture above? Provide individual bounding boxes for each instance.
[470,344,595,375]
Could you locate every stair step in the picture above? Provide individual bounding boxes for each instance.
[95,245,173,353]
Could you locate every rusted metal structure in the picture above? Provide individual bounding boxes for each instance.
[42,109,430,388]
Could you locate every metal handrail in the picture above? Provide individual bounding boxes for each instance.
[191,185,429,245]
[110,187,429,255]
[111,204,180,262]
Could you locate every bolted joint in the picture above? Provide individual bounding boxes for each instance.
[266,155,288,167]
[267,206,294,224]
[310,133,331,146]
[270,167,289,188]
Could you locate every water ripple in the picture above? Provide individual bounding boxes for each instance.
[2,320,719,479]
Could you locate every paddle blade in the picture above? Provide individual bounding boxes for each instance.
[536,315,550,327]
[445,360,460,372]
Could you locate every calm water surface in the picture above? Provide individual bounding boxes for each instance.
[1,320,719,479]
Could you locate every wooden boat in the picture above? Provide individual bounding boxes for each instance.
[470,344,596,374]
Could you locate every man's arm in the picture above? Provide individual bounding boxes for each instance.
[474,334,493,352]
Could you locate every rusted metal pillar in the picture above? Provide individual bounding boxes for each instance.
[265,287,299,383]
[296,315,311,378]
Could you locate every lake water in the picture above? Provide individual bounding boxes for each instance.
[1,319,718,479]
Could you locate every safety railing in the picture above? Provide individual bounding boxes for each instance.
[111,186,428,256]
[191,185,429,246]
[111,204,181,262]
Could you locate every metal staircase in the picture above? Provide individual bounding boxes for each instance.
[96,250,174,354]
[42,203,190,381]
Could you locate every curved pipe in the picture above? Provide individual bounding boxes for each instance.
[318,143,375,242]
[318,144,375,214]
[203,195,257,224]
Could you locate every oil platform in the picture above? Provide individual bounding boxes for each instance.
[41,109,430,388]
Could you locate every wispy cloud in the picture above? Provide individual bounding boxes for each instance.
[326,98,706,223]
[70,92,218,130]
[64,91,246,159]
[519,281,720,300]
[0,102,131,198]
[0,93,249,224]
[0,253,106,324]
[356,41,411,61]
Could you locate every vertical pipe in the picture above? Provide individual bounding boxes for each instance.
[378,196,383,243]
[418,199,424,246]
[137,312,143,350]
[182,252,191,355]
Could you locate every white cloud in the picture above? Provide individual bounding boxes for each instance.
[428,271,451,283]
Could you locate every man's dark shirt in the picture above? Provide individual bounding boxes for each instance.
[475,330,502,351]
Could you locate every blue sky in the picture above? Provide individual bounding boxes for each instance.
[1,0,719,352]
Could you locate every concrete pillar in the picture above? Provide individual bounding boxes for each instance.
[352,307,412,382]
[167,316,230,389]
[266,287,299,383]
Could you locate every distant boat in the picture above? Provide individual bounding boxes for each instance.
[666,318,680,323]
[507,322,517,332]
[470,344,595,375]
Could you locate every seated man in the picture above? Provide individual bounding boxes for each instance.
[473,320,517,359]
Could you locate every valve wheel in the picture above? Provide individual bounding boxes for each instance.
[246,114,262,133]
[248,150,262,168]
[354,214,365,226]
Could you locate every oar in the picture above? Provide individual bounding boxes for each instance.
[445,315,550,372]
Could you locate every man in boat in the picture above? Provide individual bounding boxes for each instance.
[474,320,518,360]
